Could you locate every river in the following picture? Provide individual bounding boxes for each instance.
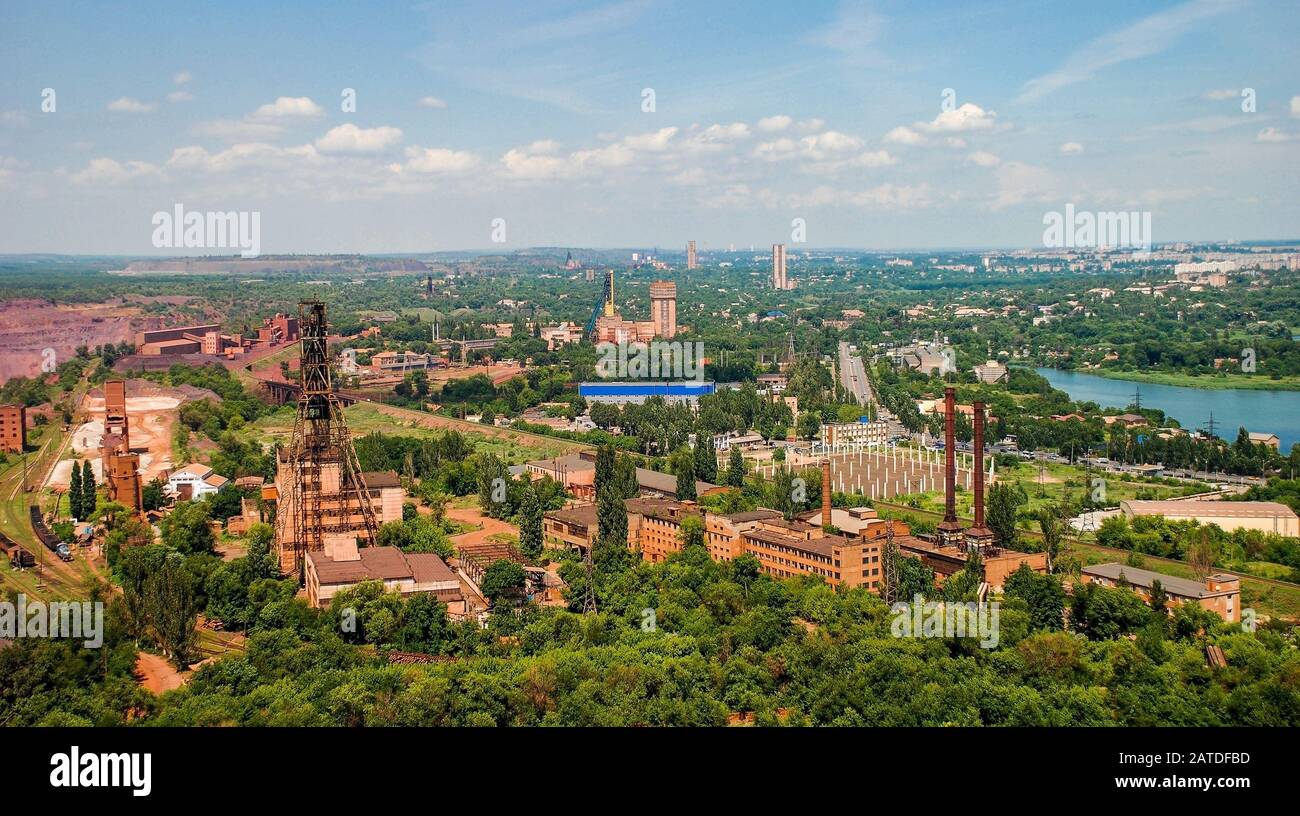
[1034,368,1300,454]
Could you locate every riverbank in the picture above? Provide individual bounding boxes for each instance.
[1055,367,1300,392]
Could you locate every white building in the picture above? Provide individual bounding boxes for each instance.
[167,463,229,500]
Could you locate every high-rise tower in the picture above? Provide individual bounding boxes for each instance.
[649,280,677,339]
[771,243,787,290]
[686,240,697,270]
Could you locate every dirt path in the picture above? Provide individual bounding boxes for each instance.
[135,651,188,694]
[447,505,518,548]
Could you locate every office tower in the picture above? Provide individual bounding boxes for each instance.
[772,243,787,290]
[687,240,697,270]
[649,280,677,339]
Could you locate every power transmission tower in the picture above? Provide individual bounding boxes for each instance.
[582,548,597,613]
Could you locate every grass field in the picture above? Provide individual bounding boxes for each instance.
[889,460,1205,519]
[245,401,583,466]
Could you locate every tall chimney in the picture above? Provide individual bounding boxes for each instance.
[821,459,832,527]
[943,387,956,523]
[967,400,994,550]
[936,386,965,549]
[973,401,986,529]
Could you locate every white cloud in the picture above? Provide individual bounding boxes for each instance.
[757,115,793,132]
[1203,88,1238,100]
[251,96,325,119]
[399,146,480,173]
[1256,127,1290,143]
[883,125,925,145]
[0,110,29,127]
[624,127,678,152]
[1016,0,1240,103]
[418,96,448,109]
[919,103,997,133]
[1059,141,1084,154]
[849,149,896,168]
[167,90,193,103]
[106,97,156,113]
[173,70,192,86]
[315,123,404,154]
[70,157,160,185]
[993,161,1055,209]
[499,147,568,180]
[1291,96,1300,118]
[192,119,285,143]
[967,151,1001,167]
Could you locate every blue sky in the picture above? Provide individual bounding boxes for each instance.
[0,0,1297,254]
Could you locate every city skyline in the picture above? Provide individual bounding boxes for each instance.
[1,0,1298,255]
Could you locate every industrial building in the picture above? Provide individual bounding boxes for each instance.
[589,269,679,344]
[526,450,721,502]
[100,380,143,512]
[821,418,889,446]
[1080,564,1240,623]
[166,462,229,500]
[134,313,299,356]
[578,380,715,406]
[304,537,463,612]
[1120,500,1299,537]
[0,404,25,454]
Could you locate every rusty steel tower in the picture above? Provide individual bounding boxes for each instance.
[274,300,377,577]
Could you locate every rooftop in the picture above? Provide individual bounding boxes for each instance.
[1082,563,1237,598]
[1122,500,1297,520]
[308,545,456,586]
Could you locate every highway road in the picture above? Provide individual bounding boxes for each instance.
[837,341,874,407]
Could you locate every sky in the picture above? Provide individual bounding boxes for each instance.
[0,0,1297,255]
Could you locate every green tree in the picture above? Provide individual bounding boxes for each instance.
[1004,562,1066,631]
[69,461,83,520]
[671,447,697,501]
[480,558,527,603]
[796,411,821,442]
[146,553,200,668]
[518,486,543,558]
[159,500,215,554]
[987,481,1023,548]
[726,445,745,488]
[679,515,706,550]
[80,460,96,519]
[476,452,510,519]
[694,435,718,483]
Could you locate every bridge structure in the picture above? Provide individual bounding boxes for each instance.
[259,377,362,407]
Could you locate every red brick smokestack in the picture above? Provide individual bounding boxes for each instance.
[943,386,956,523]
[821,459,832,526]
[973,401,986,529]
